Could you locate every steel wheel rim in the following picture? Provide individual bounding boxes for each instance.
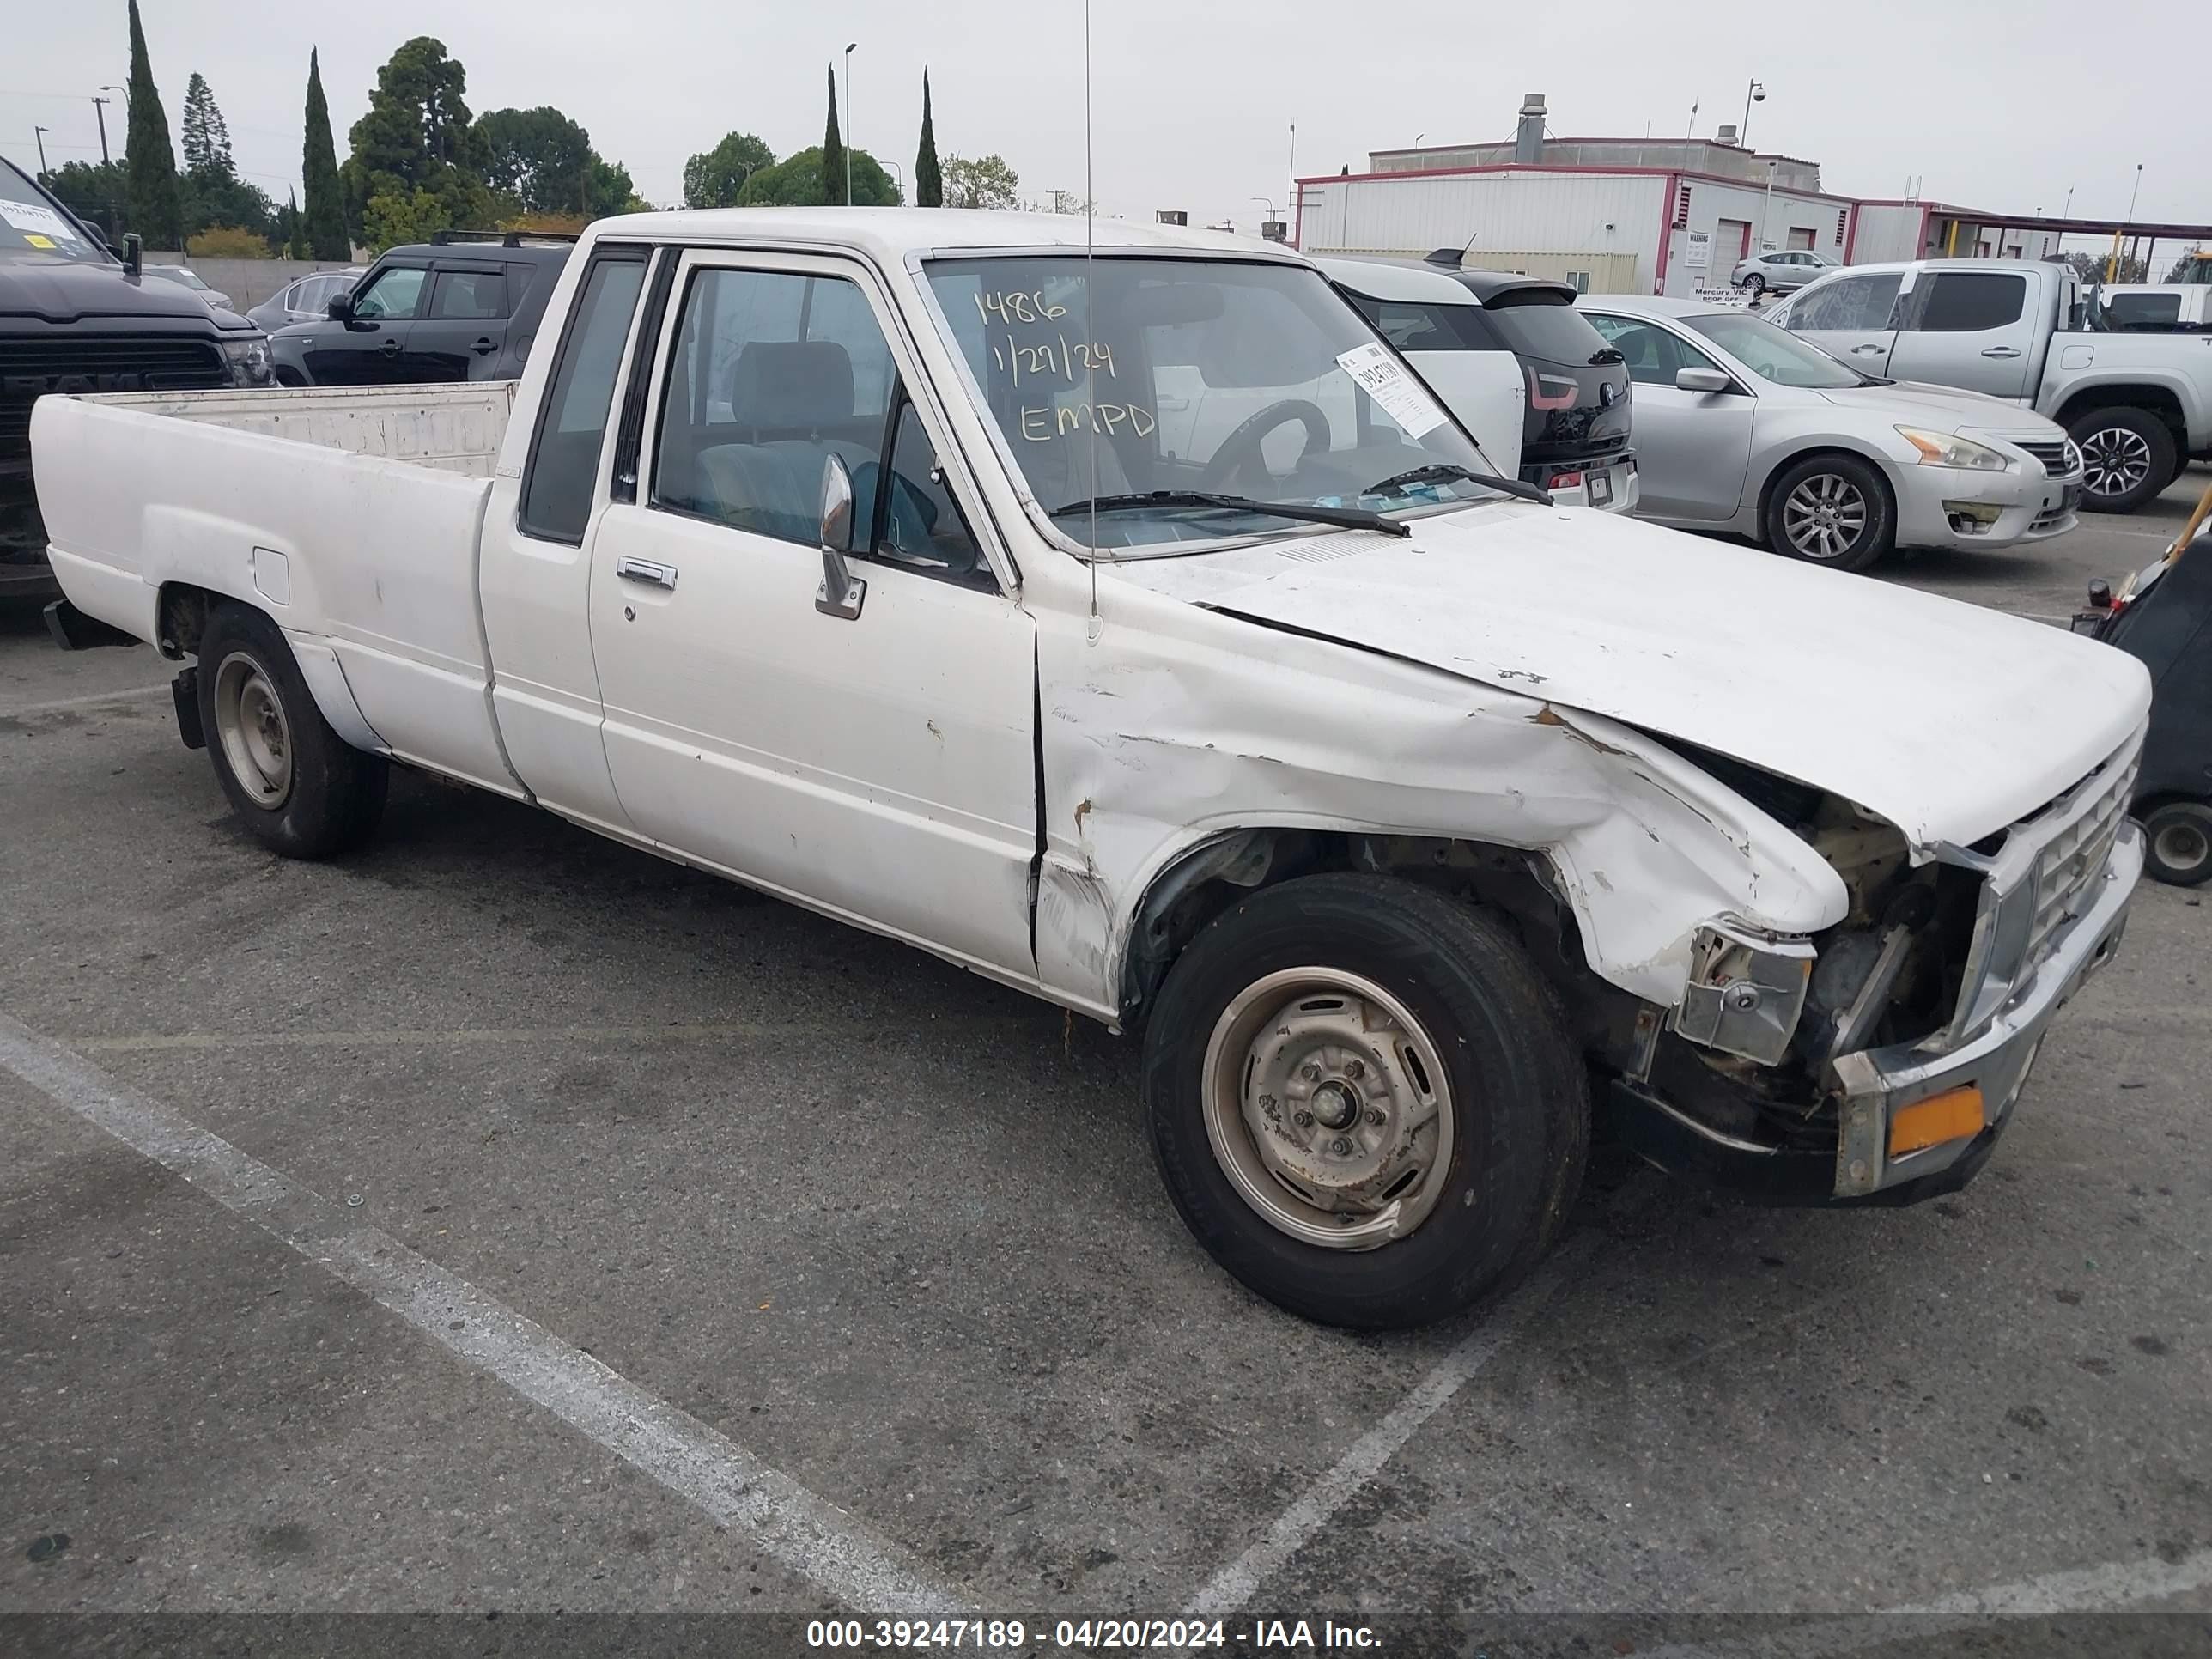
[2154,819,2209,874]
[1782,472,1869,560]
[2080,427,2153,498]
[1200,967,1456,1250]
[212,650,293,809]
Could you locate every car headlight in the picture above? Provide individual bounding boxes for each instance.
[1896,426,2009,471]
[222,333,273,386]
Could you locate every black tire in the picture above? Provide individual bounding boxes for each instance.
[1743,273,1766,296]
[2069,406,2178,514]
[2142,801,2212,887]
[1763,452,1896,572]
[197,602,387,858]
[1141,872,1589,1330]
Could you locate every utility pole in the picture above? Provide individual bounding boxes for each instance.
[33,125,51,178]
[843,42,858,206]
[91,96,112,166]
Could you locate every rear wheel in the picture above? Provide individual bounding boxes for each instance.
[2069,407,2177,514]
[1142,873,1589,1330]
[1765,453,1895,572]
[198,603,388,858]
[2142,801,2212,886]
[1742,273,1766,296]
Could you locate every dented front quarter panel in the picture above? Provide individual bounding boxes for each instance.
[1032,574,1848,1022]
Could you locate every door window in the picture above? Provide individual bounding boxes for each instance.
[428,268,509,319]
[1909,272,2027,331]
[351,264,426,320]
[1583,314,1718,386]
[518,252,649,544]
[653,266,902,552]
[1790,272,1902,331]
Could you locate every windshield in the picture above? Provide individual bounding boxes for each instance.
[1683,311,1863,388]
[921,255,1510,556]
[0,161,111,268]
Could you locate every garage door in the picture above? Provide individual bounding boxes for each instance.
[1717,219,1753,261]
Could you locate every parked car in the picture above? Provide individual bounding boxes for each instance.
[35,208,2148,1331]
[1,156,270,599]
[144,263,234,312]
[246,267,366,334]
[1767,258,2212,512]
[1577,296,2083,570]
[1729,249,1840,297]
[268,232,574,386]
[2093,285,2212,335]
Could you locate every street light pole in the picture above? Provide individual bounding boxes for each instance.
[33,125,51,177]
[1740,78,1765,148]
[842,42,858,205]
[2111,164,2142,283]
[1759,159,1777,253]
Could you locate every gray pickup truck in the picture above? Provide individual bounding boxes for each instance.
[1771,258,2212,513]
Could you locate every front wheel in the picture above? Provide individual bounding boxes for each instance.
[2069,407,2177,514]
[1742,273,1766,296]
[2142,801,2212,886]
[1141,873,1589,1330]
[1764,453,1895,572]
[198,602,388,858]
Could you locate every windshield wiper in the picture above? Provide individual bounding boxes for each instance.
[1361,462,1553,506]
[1048,490,1409,538]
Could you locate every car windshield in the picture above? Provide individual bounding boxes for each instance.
[921,254,1510,556]
[1683,311,1863,388]
[0,161,111,268]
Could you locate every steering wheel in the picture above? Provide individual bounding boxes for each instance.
[1195,399,1333,494]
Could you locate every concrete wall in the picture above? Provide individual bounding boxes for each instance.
[142,254,364,313]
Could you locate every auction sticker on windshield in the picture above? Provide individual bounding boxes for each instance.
[1335,342,1449,438]
[0,198,85,242]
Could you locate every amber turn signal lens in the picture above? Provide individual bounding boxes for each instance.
[1887,1085,1986,1157]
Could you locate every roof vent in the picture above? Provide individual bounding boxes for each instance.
[1515,93,1547,164]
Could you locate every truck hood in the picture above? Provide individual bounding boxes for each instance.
[1110,504,2149,849]
[0,261,240,326]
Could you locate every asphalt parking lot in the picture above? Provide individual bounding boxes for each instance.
[3,475,2210,1640]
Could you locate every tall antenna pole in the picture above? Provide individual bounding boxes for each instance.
[1084,0,1099,639]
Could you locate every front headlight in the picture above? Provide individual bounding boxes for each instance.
[222,333,273,386]
[1896,426,2009,471]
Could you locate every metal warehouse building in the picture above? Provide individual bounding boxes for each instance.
[1293,94,2059,295]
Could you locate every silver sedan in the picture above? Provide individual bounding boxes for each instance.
[1728,249,1838,295]
[1576,296,2085,572]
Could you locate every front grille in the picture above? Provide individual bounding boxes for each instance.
[2014,438,2080,478]
[0,337,229,447]
[2024,747,2136,970]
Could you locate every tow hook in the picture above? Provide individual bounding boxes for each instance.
[172,668,206,750]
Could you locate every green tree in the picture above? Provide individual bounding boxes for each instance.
[822,64,846,206]
[738,146,899,208]
[278,188,302,258]
[180,173,276,242]
[683,131,775,209]
[915,70,942,208]
[301,50,349,258]
[477,106,592,214]
[42,160,129,233]
[179,73,234,178]
[123,0,183,246]
[941,154,1018,210]
[343,38,495,248]
[362,186,454,252]
[2065,250,2148,286]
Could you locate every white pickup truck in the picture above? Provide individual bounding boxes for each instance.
[35,210,2150,1329]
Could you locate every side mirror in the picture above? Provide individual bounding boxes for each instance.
[326,293,356,322]
[122,231,142,279]
[1676,367,1733,394]
[815,454,866,620]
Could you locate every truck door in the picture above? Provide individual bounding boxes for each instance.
[307,261,425,385]
[1778,270,1904,377]
[405,263,509,380]
[1885,270,2036,400]
[585,249,1040,983]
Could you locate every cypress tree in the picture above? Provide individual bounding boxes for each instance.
[123,0,183,246]
[915,70,942,208]
[301,50,349,259]
[822,64,846,206]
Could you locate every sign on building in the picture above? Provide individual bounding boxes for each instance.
[1685,229,1712,270]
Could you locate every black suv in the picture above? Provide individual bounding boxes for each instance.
[2,157,271,597]
[269,231,574,387]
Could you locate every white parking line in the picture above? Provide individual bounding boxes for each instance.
[0,1012,965,1616]
[0,684,168,720]
[1180,1185,1650,1619]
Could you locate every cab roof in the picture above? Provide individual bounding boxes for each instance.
[584,206,1303,263]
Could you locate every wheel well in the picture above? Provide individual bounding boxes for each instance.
[2055,385,2186,444]
[154,581,239,660]
[1756,445,1896,532]
[1119,827,1650,1066]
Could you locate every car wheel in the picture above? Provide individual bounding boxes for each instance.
[1743,273,1766,296]
[198,602,389,859]
[2142,802,2212,886]
[1142,872,1589,1330]
[1765,453,1895,573]
[2069,407,2177,514]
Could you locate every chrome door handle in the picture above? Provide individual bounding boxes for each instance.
[1850,343,1885,355]
[1981,345,2022,358]
[615,557,678,590]
[380,339,402,355]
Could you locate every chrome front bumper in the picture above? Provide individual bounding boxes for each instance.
[1828,819,2142,1197]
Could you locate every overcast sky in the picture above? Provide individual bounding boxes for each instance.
[5,0,2204,241]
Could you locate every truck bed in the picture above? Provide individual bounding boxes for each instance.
[32,382,522,794]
